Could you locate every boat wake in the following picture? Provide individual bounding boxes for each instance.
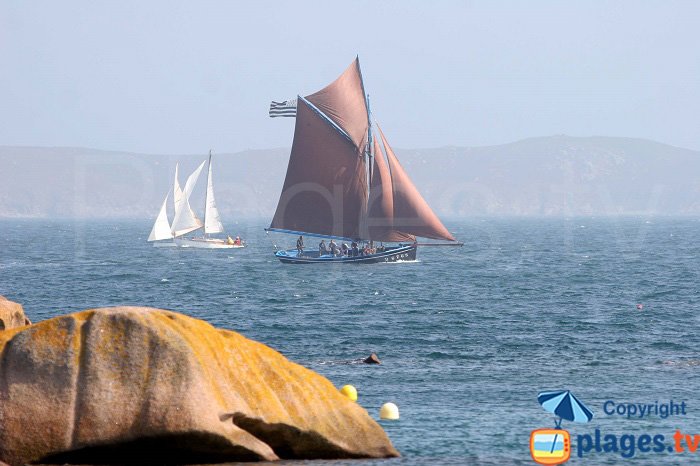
[659,359,700,368]
[317,358,368,366]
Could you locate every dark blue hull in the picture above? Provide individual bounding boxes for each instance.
[275,244,418,264]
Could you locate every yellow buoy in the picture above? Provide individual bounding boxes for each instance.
[380,402,400,420]
[340,384,358,401]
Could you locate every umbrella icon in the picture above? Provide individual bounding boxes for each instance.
[538,390,593,428]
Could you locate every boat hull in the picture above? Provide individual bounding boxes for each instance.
[151,241,177,248]
[274,244,417,264]
[174,237,244,249]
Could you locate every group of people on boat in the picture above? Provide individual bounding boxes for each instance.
[226,236,243,246]
[295,235,384,258]
[316,238,383,258]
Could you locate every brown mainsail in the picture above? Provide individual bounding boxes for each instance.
[305,58,369,151]
[268,57,459,262]
[269,97,367,239]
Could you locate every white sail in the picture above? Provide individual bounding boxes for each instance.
[204,155,224,234]
[173,163,184,213]
[171,161,206,237]
[184,161,205,199]
[147,194,173,241]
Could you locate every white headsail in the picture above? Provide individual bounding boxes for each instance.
[204,154,224,234]
[147,194,173,241]
[171,161,205,237]
[173,163,184,213]
[183,161,205,200]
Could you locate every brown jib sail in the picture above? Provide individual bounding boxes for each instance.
[269,57,458,245]
[365,138,416,243]
[372,125,456,242]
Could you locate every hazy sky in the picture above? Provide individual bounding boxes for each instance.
[1,1,698,154]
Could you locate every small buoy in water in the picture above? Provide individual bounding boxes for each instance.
[636,304,644,310]
[380,402,399,420]
[340,384,358,401]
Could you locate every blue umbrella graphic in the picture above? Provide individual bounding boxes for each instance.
[537,390,593,456]
[538,390,593,428]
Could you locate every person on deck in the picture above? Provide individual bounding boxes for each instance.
[341,243,349,256]
[351,242,359,257]
[329,239,338,256]
[319,240,328,255]
[296,236,304,255]
[234,236,241,246]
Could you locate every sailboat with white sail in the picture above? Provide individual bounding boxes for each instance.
[147,163,185,247]
[266,57,461,264]
[148,153,244,249]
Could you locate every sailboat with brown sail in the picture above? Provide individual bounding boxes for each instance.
[267,57,461,264]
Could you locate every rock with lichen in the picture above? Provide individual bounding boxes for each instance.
[0,307,398,465]
[0,296,30,331]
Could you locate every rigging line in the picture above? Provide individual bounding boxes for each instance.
[265,228,358,243]
[264,229,280,252]
[356,55,369,111]
[298,96,356,149]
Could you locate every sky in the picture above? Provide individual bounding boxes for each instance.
[1,1,699,154]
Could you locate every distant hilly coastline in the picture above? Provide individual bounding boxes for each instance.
[1,135,699,219]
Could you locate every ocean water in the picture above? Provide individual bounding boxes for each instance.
[1,217,700,465]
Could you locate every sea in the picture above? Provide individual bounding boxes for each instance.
[1,217,700,465]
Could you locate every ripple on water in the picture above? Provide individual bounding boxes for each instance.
[1,218,699,465]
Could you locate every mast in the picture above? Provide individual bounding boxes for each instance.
[362,93,375,240]
[366,94,373,189]
[357,55,373,189]
[203,150,211,237]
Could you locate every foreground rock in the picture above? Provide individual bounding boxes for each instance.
[0,296,30,331]
[0,307,399,465]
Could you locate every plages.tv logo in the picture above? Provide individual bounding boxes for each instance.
[530,390,594,465]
